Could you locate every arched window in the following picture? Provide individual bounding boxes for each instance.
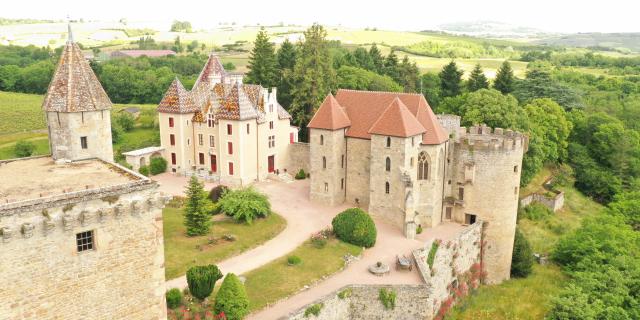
[322,156,327,169]
[386,137,391,148]
[418,152,429,180]
[320,135,324,145]
[385,182,390,194]
[385,157,391,172]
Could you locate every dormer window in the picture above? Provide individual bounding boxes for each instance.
[207,114,215,127]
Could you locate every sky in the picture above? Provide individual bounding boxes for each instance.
[3,0,640,33]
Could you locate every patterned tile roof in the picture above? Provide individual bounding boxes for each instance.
[213,83,264,121]
[277,104,292,120]
[368,97,426,137]
[42,40,112,112]
[308,94,351,130]
[157,78,198,114]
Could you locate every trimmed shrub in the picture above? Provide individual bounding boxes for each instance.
[139,165,150,177]
[218,187,271,224]
[287,255,302,266]
[14,140,35,157]
[214,273,249,320]
[186,265,223,300]
[295,169,306,180]
[149,156,167,175]
[332,208,377,248]
[416,224,423,234]
[304,303,323,317]
[511,228,534,278]
[166,288,182,309]
[209,185,229,203]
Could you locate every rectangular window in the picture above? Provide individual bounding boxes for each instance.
[324,182,328,193]
[228,162,234,175]
[272,135,275,148]
[341,178,344,190]
[207,114,215,128]
[246,123,250,134]
[170,134,175,146]
[341,155,344,168]
[458,187,464,200]
[80,136,88,149]
[227,124,232,135]
[171,153,176,165]
[209,135,215,147]
[76,230,95,252]
[228,142,233,155]
[465,214,477,225]
[198,134,203,146]
[269,121,274,129]
[514,165,518,173]
[169,117,174,127]
[199,153,205,165]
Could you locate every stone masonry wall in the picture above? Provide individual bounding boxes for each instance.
[345,138,371,208]
[285,142,310,176]
[520,191,564,212]
[0,182,167,320]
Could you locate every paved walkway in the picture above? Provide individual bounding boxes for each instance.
[153,173,464,319]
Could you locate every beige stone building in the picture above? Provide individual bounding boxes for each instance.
[308,89,527,284]
[157,54,299,186]
[0,28,167,320]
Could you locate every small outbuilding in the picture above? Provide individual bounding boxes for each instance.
[122,146,165,171]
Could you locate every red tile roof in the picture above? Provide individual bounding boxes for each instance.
[334,89,448,144]
[368,97,426,138]
[157,78,198,114]
[307,94,351,130]
[42,41,112,112]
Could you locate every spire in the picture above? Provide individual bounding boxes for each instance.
[67,22,74,43]
[308,93,351,130]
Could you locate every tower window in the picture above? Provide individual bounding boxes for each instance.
[322,156,327,169]
[228,142,233,155]
[386,137,391,148]
[80,136,88,149]
[76,230,95,252]
[341,178,344,190]
[227,124,232,135]
[417,152,429,180]
[385,157,391,172]
[465,214,476,225]
[341,155,345,168]
[324,182,328,192]
[170,134,175,146]
[247,123,250,134]
[228,162,234,175]
[169,117,174,127]
[385,182,390,194]
[171,153,176,165]
[320,135,324,145]
[514,165,518,173]
[458,187,464,200]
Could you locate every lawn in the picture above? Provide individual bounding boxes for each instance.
[243,238,362,312]
[448,165,604,319]
[0,136,49,160]
[163,206,287,280]
[0,91,46,134]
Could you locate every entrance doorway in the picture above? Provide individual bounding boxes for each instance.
[268,155,275,173]
[210,155,217,172]
[464,213,477,225]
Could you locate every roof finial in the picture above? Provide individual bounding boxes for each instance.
[67,15,74,43]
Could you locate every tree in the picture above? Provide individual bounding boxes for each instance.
[277,39,296,70]
[525,98,572,163]
[459,89,525,129]
[172,36,184,53]
[608,191,640,230]
[511,228,533,278]
[276,39,297,108]
[493,60,515,94]
[398,55,420,93]
[332,208,377,248]
[439,60,463,98]
[383,50,400,83]
[245,28,278,88]
[214,273,249,320]
[337,66,402,92]
[14,140,35,157]
[170,20,192,33]
[420,73,441,108]
[115,113,135,131]
[513,67,583,110]
[184,176,214,236]
[368,44,384,73]
[467,64,489,92]
[186,265,223,301]
[149,157,167,175]
[290,24,336,142]
[217,187,271,224]
[186,40,199,52]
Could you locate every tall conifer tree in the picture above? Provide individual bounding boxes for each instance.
[276,39,297,107]
[439,60,464,98]
[494,60,515,94]
[290,24,336,142]
[467,64,489,92]
[368,44,384,73]
[245,28,278,88]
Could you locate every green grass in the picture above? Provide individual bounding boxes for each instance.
[243,238,362,312]
[163,206,287,280]
[0,137,49,160]
[0,91,46,134]
[449,165,604,319]
[447,264,566,320]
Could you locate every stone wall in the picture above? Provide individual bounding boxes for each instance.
[285,142,310,176]
[0,176,167,319]
[345,138,371,208]
[520,191,564,212]
[47,110,114,162]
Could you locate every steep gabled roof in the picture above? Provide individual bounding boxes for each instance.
[157,78,198,114]
[368,97,426,138]
[42,40,112,112]
[307,94,351,130]
[333,89,448,144]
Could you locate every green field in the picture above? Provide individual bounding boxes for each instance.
[0,91,46,134]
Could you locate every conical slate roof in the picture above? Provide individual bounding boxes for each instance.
[157,78,198,114]
[42,37,112,112]
[307,94,351,130]
[368,97,426,137]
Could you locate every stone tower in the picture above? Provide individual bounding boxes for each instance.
[308,94,350,206]
[43,24,114,162]
[449,125,528,284]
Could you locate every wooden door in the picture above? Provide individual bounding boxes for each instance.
[268,155,275,173]
[210,155,217,172]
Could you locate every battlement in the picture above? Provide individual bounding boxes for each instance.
[455,124,528,152]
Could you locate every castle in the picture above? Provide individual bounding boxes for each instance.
[0,27,167,319]
[308,90,527,284]
[157,54,298,186]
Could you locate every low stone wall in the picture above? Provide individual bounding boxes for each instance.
[286,142,310,176]
[285,285,432,320]
[285,222,483,320]
[520,191,564,212]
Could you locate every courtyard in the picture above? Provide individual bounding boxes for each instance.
[154,173,466,318]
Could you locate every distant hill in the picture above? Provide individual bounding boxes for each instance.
[536,33,640,53]
[437,20,551,38]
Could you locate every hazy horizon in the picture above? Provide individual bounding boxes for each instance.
[3,0,640,34]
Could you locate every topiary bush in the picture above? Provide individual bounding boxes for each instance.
[218,187,271,224]
[295,169,306,180]
[149,156,167,175]
[214,273,249,320]
[511,228,534,278]
[139,165,150,177]
[332,208,377,248]
[166,288,183,309]
[14,140,35,158]
[186,265,223,300]
[287,255,302,266]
